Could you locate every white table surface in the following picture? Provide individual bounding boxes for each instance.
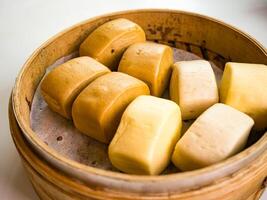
[0,0,266,199]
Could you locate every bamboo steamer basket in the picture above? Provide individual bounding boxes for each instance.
[10,9,267,200]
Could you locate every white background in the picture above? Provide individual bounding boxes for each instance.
[0,0,266,199]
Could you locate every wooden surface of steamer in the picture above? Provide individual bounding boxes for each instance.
[9,100,267,200]
[11,9,267,196]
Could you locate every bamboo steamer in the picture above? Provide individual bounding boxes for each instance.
[10,9,267,200]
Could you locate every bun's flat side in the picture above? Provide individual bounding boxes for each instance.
[40,56,110,119]
[220,62,267,130]
[172,103,254,171]
[79,18,146,71]
[118,42,173,97]
[72,72,150,143]
[109,95,182,175]
[170,60,219,120]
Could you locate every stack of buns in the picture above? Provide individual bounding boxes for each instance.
[41,18,266,175]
